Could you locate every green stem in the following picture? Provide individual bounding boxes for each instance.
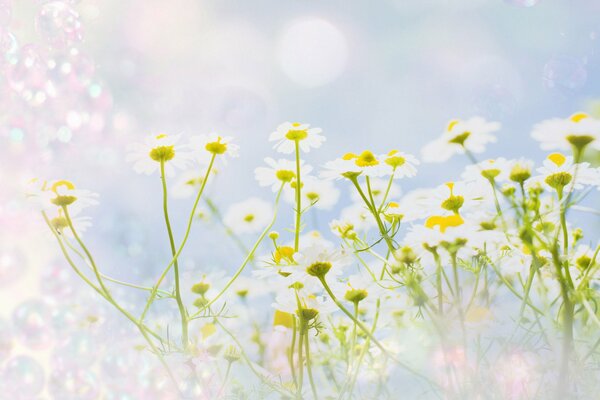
[304,327,318,400]
[159,160,188,349]
[140,154,215,324]
[290,317,298,388]
[190,183,285,318]
[294,139,302,252]
[297,323,305,398]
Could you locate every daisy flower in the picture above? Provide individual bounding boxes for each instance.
[421,117,501,163]
[254,157,313,192]
[190,133,239,163]
[49,210,93,238]
[284,176,340,210]
[533,152,599,192]
[320,151,389,180]
[126,133,193,176]
[223,197,273,235]
[531,112,600,153]
[339,203,376,233]
[269,122,325,154]
[292,241,352,280]
[461,158,511,184]
[170,169,216,199]
[46,180,98,215]
[382,150,420,178]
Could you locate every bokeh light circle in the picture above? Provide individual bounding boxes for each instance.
[279,18,348,87]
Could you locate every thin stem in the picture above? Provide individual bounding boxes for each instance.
[140,154,215,324]
[159,160,188,349]
[290,317,298,388]
[294,139,302,252]
[191,183,285,318]
[305,328,318,400]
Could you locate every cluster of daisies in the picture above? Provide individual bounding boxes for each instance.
[36,113,600,399]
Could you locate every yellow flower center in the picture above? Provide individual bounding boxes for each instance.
[273,246,295,264]
[570,112,588,123]
[285,123,308,141]
[205,137,227,155]
[243,214,255,223]
[385,150,406,168]
[343,151,379,167]
[425,214,465,233]
[149,145,175,162]
[276,169,295,182]
[50,180,77,206]
[447,119,460,131]
[548,152,566,167]
[306,192,320,202]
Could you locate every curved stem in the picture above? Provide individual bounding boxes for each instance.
[304,328,318,400]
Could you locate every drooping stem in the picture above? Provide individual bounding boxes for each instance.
[159,160,189,349]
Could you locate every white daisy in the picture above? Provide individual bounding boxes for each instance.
[269,121,325,154]
[190,133,239,163]
[283,176,340,210]
[421,117,501,163]
[223,197,273,234]
[339,203,376,232]
[254,157,312,192]
[46,179,98,215]
[531,112,600,153]
[320,151,389,180]
[461,158,511,184]
[291,240,352,280]
[126,133,193,176]
[382,150,420,178]
[533,152,599,191]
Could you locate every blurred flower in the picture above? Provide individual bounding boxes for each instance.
[284,176,339,210]
[254,157,312,191]
[531,112,600,153]
[223,197,272,234]
[421,117,500,162]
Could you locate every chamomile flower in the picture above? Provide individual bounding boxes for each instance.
[531,112,600,153]
[292,241,352,280]
[223,197,273,234]
[320,151,388,180]
[171,169,215,199]
[382,150,420,178]
[126,133,193,176]
[534,152,599,191]
[254,158,313,191]
[339,203,376,232]
[190,133,239,163]
[421,117,501,163]
[461,158,511,184]
[269,122,325,154]
[46,180,98,214]
[283,176,340,210]
[48,209,92,237]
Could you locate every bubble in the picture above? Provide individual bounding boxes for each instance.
[503,0,540,6]
[41,262,77,299]
[48,367,100,400]
[0,318,14,359]
[35,1,83,48]
[0,27,18,67]
[542,55,587,91]
[0,0,12,27]
[52,332,98,368]
[12,299,53,349]
[50,305,79,335]
[279,18,348,87]
[8,44,48,101]
[0,356,45,399]
[0,246,27,287]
